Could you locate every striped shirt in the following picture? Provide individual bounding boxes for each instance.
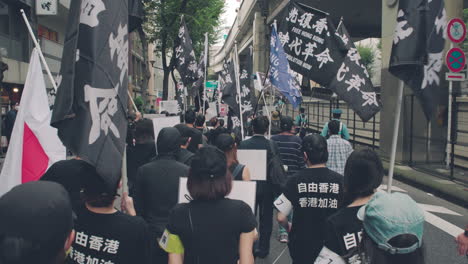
[326,135,353,175]
[271,134,305,176]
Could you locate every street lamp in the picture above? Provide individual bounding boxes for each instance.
[12,87,19,93]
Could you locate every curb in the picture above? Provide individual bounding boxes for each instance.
[382,161,468,207]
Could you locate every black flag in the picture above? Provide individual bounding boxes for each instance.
[239,46,257,121]
[389,0,446,119]
[191,51,206,97]
[51,0,130,188]
[277,2,348,86]
[175,17,198,86]
[221,61,239,115]
[128,0,144,32]
[328,22,381,122]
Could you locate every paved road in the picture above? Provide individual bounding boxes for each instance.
[258,177,468,264]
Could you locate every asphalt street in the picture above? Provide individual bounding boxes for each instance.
[257,177,468,264]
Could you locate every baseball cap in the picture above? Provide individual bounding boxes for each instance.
[214,133,235,152]
[357,191,425,254]
[332,109,342,114]
[280,116,294,132]
[0,181,73,244]
[191,146,227,180]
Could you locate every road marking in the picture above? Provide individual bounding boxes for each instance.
[378,184,407,193]
[418,203,462,216]
[424,211,464,238]
[272,246,288,264]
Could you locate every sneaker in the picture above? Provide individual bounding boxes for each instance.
[279,233,289,243]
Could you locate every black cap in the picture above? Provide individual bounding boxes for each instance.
[280,116,294,132]
[157,127,181,154]
[214,133,235,152]
[81,163,119,197]
[0,181,73,244]
[191,146,227,180]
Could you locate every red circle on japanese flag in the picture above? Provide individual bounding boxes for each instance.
[447,18,466,44]
[446,48,466,73]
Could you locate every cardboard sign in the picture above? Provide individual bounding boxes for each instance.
[237,149,267,181]
[205,102,218,120]
[219,104,228,117]
[159,100,180,114]
[178,177,257,212]
[314,246,346,264]
[37,0,57,15]
[152,116,181,143]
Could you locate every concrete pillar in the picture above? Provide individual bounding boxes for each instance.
[380,0,464,163]
[253,12,268,75]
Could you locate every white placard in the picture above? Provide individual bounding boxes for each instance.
[37,0,58,15]
[237,149,267,181]
[159,100,180,114]
[152,116,181,143]
[314,246,346,264]
[178,177,257,213]
[145,114,166,119]
[205,102,218,120]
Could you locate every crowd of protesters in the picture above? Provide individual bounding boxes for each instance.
[1,108,467,264]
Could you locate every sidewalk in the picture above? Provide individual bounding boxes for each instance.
[382,161,468,207]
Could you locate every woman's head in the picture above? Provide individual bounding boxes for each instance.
[358,192,425,264]
[188,146,232,200]
[214,133,238,167]
[343,149,384,205]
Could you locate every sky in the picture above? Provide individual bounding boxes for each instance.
[218,0,242,41]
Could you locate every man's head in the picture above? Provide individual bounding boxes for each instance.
[280,116,294,133]
[81,163,119,208]
[185,110,196,125]
[332,109,342,119]
[328,120,340,136]
[175,123,195,149]
[252,116,269,135]
[135,119,155,144]
[195,114,206,128]
[300,107,305,114]
[0,181,74,264]
[157,127,182,155]
[302,134,328,166]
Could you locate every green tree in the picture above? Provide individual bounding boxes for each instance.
[144,0,224,100]
[357,45,375,79]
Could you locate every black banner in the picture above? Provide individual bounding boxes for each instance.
[51,0,130,188]
[389,0,446,120]
[277,2,348,87]
[221,60,239,115]
[175,17,198,86]
[329,23,381,122]
[239,46,257,121]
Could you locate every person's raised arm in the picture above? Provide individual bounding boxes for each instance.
[239,230,255,264]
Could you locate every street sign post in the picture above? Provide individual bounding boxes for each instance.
[447,18,467,44]
[445,72,466,82]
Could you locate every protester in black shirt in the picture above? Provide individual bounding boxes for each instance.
[215,133,251,181]
[184,110,203,152]
[160,146,257,264]
[0,181,75,264]
[135,127,190,263]
[274,134,343,264]
[318,149,384,264]
[239,116,278,258]
[127,119,156,196]
[67,165,152,264]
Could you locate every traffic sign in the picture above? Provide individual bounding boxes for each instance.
[447,18,466,44]
[445,72,466,81]
[446,47,466,73]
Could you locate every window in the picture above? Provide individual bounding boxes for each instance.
[0,1,9,35]
[38,25,58,42]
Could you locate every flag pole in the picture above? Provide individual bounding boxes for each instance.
[202,33,209,116]
[20,9,58,92]
[127,90,139,113]
[234,42,245,140]
[387,80,404,193]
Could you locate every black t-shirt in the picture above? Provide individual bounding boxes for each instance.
[188,127,202,153]
[282,168,344,263]
[67,207,152,264]
[167,198,257,264]
[324,206,364,263]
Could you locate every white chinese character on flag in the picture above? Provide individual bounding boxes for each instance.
[286,7,299,23]
[312,18,328,35]
[109,23,128,85]
[288,37,303,56]
[315,48,334,69]
[298,183,307,193]
[345,75,366,92]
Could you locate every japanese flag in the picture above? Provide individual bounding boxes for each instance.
[0,49,66,196]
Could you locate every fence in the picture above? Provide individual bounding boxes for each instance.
[283,96,468,184]
[284,99,380,149]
